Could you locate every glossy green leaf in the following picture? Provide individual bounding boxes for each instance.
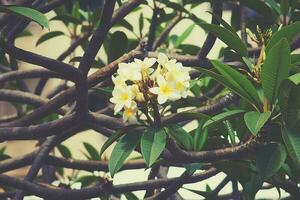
[212,61,262,110]
[282,126,300,169]
[266,21,300,52]
[195,67,261,110]
[203,110,245,129]
[197,23,247,57]
[141,127,167,166]
[256,143,287,180]
[109,133,141,177]
[166,125,193,150]
[36,31,65,46]
[99,125,140,158]
[278,80,300,128]
[244,111,271,136]
[0,6,49,28]
[261,38,291,105]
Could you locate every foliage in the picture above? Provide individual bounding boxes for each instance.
[0,0,300,199]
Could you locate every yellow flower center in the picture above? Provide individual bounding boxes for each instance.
[160,85,171,95]
[120,93,129,101]
[175,82,184,91]
[124,107,135,117]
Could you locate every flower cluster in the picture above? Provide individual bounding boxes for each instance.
[110,53,191,122]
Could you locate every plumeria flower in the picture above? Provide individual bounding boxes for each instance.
[134,57,156,77]
[110,86,134,114]
[117,62,142,81]
[174,80,190,98]
[123,101,138,122]
[157,52,176,68]
[149,75,181,104]
[112,75,126,87]
[165,62,190,82]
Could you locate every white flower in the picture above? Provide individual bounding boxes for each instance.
[123,101,138,122]
[174,80,190,98]
[110,86,134,114]
[165,62,190,82]
[134,57,156,76]
[149,75,180,104]
[112,75,126,87]
[117,62,142,81]
[157,52,176,68]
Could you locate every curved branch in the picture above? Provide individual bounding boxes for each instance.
[162,93,238,124]
[0,69,62,84]
[0,114,77,141]
[0,89,67,115]
[165,138,258,163]
[0,168,218,199]
[0,38,81,82]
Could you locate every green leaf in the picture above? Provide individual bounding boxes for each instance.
[184,163,202,176]
[244,111,271,136]
[51,14,81,25]
[36,31,65,46]
[196,67,260,110]
[212,61,262,110]
[282,126,300,169]
[57,144,72,159]
[261,38,291,105]
[288,73,300,85]
[0,6,49,28]
[197,23,247,57]
[266,21,300,52]
[256,143,287,180]
[174,24,195,48]
[278,80,300,128]
[107,31,128,63]
[83,142,100,160]
[123,192,139,200]
[109,133,141,177]
[141,127,167,166]
[166,125,193,150]
[166,112,211,123]
[242,57,254,71]
[193,123,208,151]
[214,160,257,185]
[203,110,245,129]
[243,174,263,200]
[207,11,237,36]
[138,13,144,37]
[99,125,140,158]
[266,0,282,15]
[239,0,277,21]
